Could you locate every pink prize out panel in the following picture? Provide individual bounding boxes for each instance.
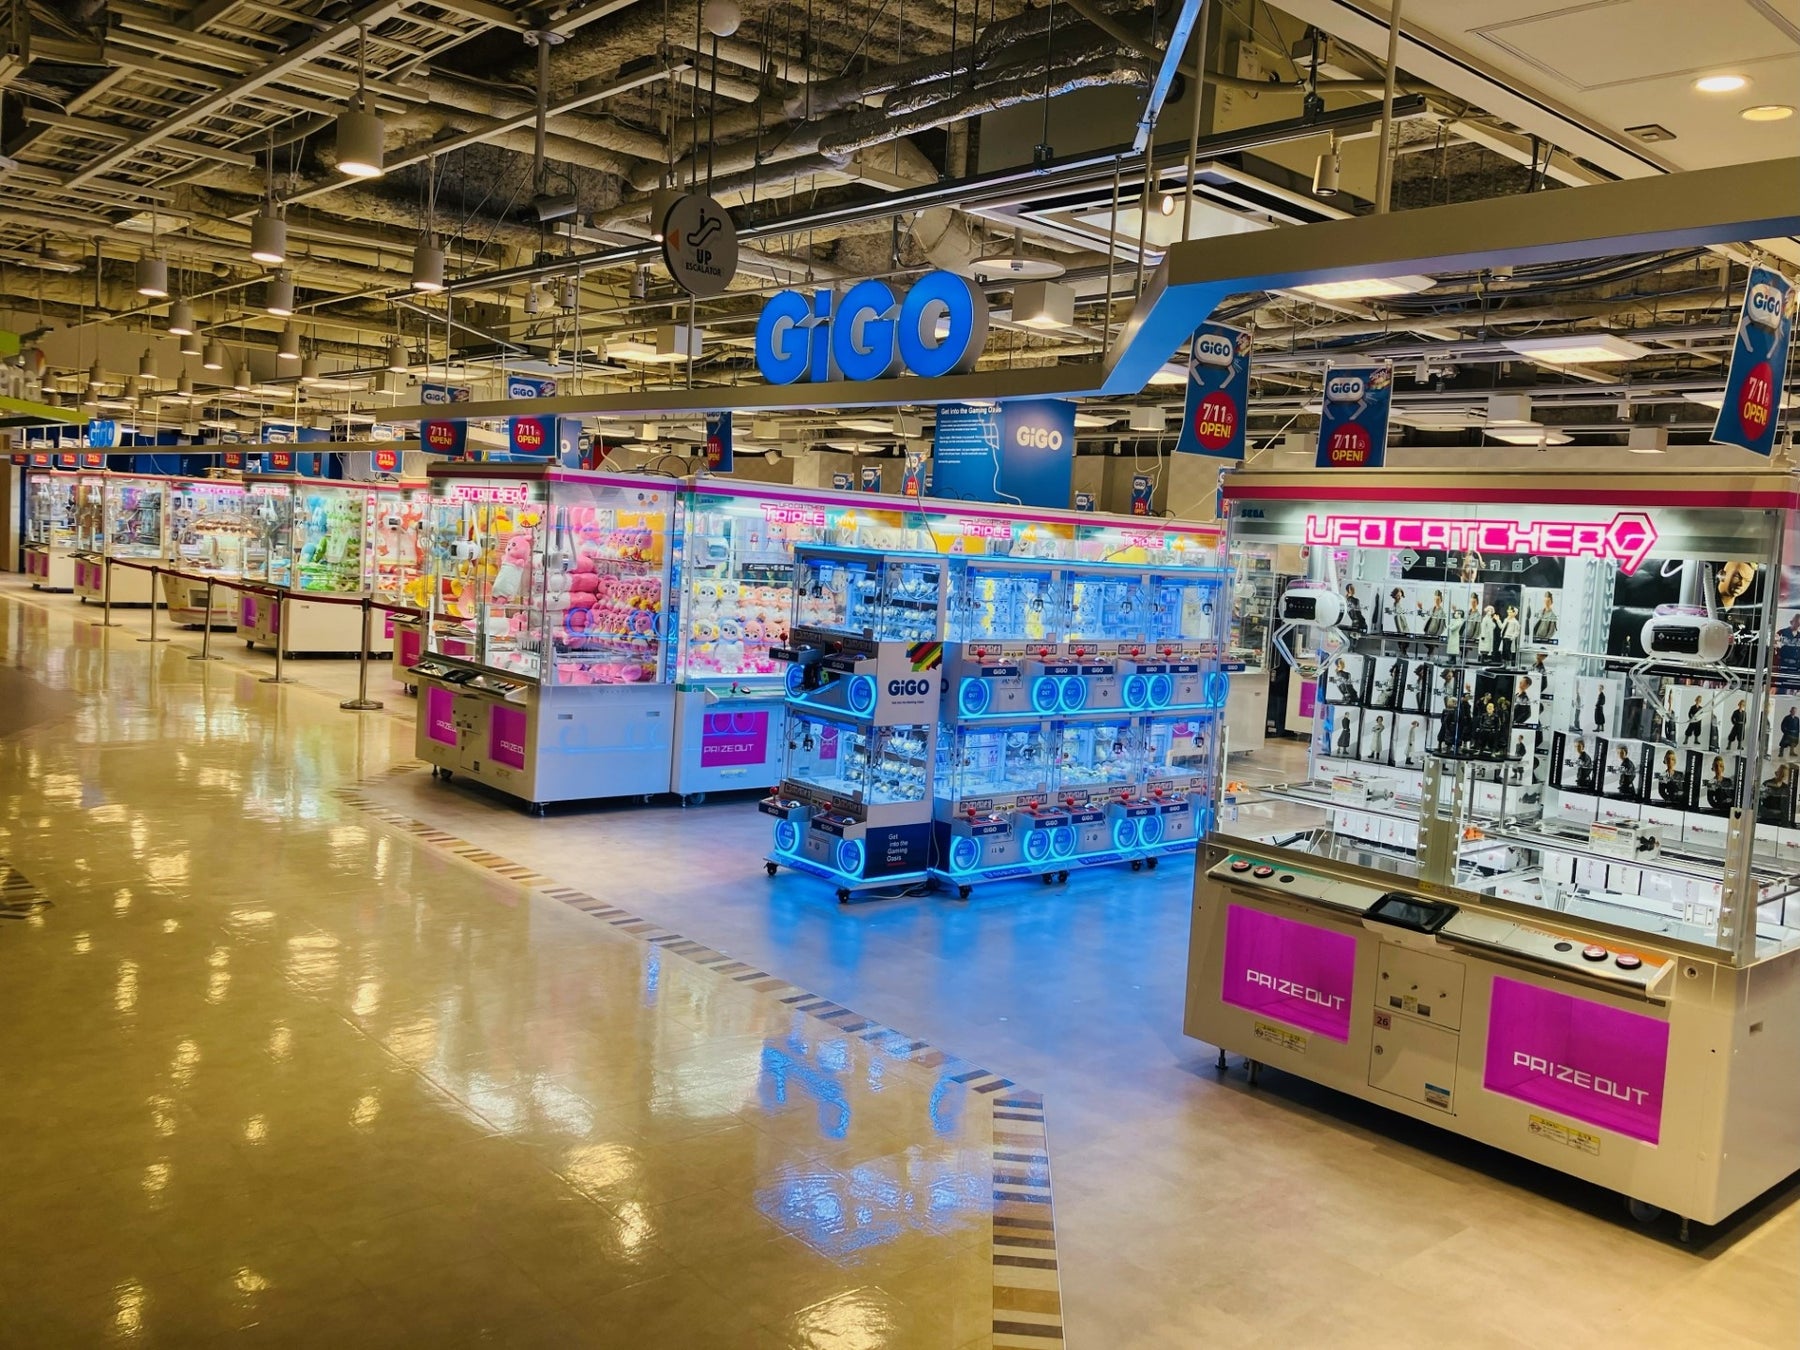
[424,685,458,747]
[398,626,421,670]
[1298,678,1318,719]
[699,710,771,768]
[383,612,395,638]
[1483,976,1670,1145]
[241,594,257,627]
[1219,903,1357,1041]
[488,703,528,770]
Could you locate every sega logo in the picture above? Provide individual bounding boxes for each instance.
[1014,425,1064,450]
[1325,374,1365,402]
[1747,282,1787,330]
[887,678,934,697]
[1193,333,1236,368]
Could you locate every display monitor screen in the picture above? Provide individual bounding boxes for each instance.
[1366,892,1456,933]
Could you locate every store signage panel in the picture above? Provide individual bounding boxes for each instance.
[999,399,1076,508]
[373,448,399,473]
[832,472,853,490]
[1131,474,1154,515]
[661,193,739,299]
[1219,904,1356,1041]
[420,383,473,405]
[425,686,457,746]
[422,419,468,457]
[488,704,528,770]
[1712,264,1793,457]
[929,402,1001,502]
[1074,491,1096,512]
[1314,363,1393,468]
[1483,976,1669,1145]
[755,270,988,385]
[699,710,770,767]
[704,411,733,472]
[1176,322,1251,460]
[859,464,882,492]
[1303,511,1658,573]
[506,376,557,400]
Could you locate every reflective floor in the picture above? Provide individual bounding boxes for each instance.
[4,578,1797,1348]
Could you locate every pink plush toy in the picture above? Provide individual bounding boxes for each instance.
[492,533,532,601]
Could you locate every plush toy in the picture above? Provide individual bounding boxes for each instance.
[716,616,745,672]
[492,533,532,601]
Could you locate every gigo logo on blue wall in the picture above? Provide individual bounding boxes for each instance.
[888,678,934,697]
[1014,424,1064,451]
[755,270,989,384]
[1193,332,1236,368]
[1747,281,1786,330]
[1325,373,1366,402]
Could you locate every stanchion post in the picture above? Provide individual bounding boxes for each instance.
[138,567,168,643]
[190,578,222,661]
[260,590,293,684]
[340,599,384,711]
[100,558,119,628]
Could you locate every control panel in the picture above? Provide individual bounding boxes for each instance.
[1208,853,1673,996]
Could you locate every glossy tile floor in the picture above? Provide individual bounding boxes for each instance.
[5,577,1799,1348]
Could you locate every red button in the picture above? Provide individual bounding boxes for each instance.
[1229,860,1251,873]
[1615,954,1642,971]
[1252,865,1275,879]
[1581,945,1609,962]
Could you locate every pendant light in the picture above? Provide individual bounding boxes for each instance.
[300,355,320,384]
[179,328,203,358]
[135,255,169,299]
[232,363,252,392]
[335,26,385,178]
[385,337,408,372]
[138,349,157,379]
[265,271,295,317]
[125,375,143,400]
[276,322,301,360]
[176,372,193,398]
[87,360,104,389]
[250,212,287,266]
[201,341,226,371]
[410,238,445,292]
[167,299,196,336]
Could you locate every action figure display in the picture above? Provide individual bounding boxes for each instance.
[1531,592,1559,643]
[1685,695,1706,746]
[1411,662,1434,715]
[1444,603,1465,660]
[1336,711,1357,759]
[1758,764,1794,827]
[1657,750,1688,806]
[1573,738,1597,792]
[1476,605,1497,662]
[1705,756,1737,813]
[1343,583,1368,636]
[1514,677,1534,726]
[1499,605,1521,663]
[1614,745,1638,800]
[1423,590,1447,639]
[1328,657,1362,706]
[1780,705,1800,759]
[1593,685,1607,732]
[1727,697,1748,751]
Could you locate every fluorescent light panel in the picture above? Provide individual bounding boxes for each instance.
[1504,333,1651,363]
[1289,274,1436,301]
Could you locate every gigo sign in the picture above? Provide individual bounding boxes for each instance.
[755,270,988,384]
[1014,423,1064,451]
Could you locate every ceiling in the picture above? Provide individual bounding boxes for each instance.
[0,0,1791,455]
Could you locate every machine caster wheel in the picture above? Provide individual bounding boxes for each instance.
[1058,870,1070,883]
[836,888,851,904]
[642,794,653,803]
[765,862,779,877]
[1626,1198,1663,1225]
[440,771,453,782]
[1042,873,1054,885]
[528,802,546,817]
[1215,1048,1228,1073]
[957,885,973,901]
[1146,856,1159,870]
[1246,1059,1262,1087]
[685,792,707,806]
[245,641,254,649]
[1130,859,1143,872]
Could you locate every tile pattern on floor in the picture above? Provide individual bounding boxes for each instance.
[334,769,1065,1345]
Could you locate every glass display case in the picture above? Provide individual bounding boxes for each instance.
[74,476,107,552]
[780,713,932,807]
[1054,717,1138,793]
[939,723,1053,804]
[72,474,167,605]
[21,467,83,589]
[1188,468,1800,1235]
[237,477,400,655]
[160,477,250,625]
[793,549,944,642]
[946,561,1059,645]
[413,465,679,808]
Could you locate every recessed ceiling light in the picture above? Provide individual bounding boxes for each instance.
[1741,104,1795,122]
[1288,275,1437,301]
[1502,333,1651,364]
[1694,74,1748,94]
[1487,421,1572,447]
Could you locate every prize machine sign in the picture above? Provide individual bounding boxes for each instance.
[1303,511,1660,573]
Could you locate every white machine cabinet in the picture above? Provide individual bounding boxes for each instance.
[21,465,87,590]
[1188,469,1800,1234]
[72,473,166,606]
[413,464,678,810]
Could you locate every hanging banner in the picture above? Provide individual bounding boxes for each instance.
[420,383,472,405]
[1074,491,1096,512]
[859,464,882,492]
[507,375,558,400]
[81,452,105,469]
[998,399,1077,508]
[928,402,1002,502]
[86,418,119,449]
[509,414,562,459]
[901,449,926,499]
[422,418,468,457]
[704,411,733,472]
[1130,474,1154,515]
[1175,322,1252,460]
[373,448,400,473]
[1315,363,1394,469]
[1713,265,1794,457]
[268,449,294,472]
[832,472,853,490]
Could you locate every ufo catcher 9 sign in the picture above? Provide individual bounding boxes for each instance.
[1315,362,1394,469]
[1175,321,1252,460]
[1713,264,1793,457]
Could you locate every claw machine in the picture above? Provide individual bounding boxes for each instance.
[162,475,251,625]
[374,480,431,690]
[413,464,678,809]
[22,463,88,590]
[72,473,166,606]
[1188,467,1800,1234]
[237,474,400,655]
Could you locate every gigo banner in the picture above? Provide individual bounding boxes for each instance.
[1175,322,1251,460]
[997,399,1076,508]
[1713,264,1793,457]
[1130,474,1154,516]
[1483,976,1669,1144]
[1219,904,1356,1042]
[704,411,733,472]
[1315,363,1394,468]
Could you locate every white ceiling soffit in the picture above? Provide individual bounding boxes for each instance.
[1274,0,1800,178]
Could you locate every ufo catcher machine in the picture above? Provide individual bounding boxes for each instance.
[1187,469,1800,1232]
